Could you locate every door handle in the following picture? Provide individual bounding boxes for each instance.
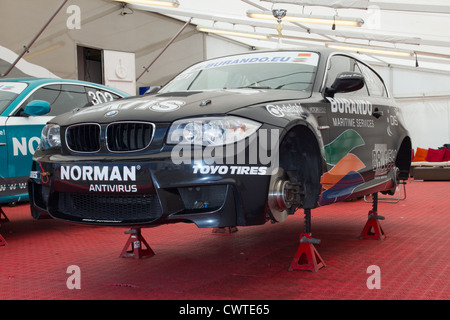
[372,108,383,118]
[0,143,6,146]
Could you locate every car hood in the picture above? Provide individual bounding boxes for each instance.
[52,89,311,125]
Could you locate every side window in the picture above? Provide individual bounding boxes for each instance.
[19,84,60,115]
[86,87,121,106]
[17,84,90,116]
[47,84,90,116]
[356,62,387,97]
[325,55,351,88]
[325,55,369,96]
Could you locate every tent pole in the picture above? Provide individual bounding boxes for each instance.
[136,18,192,82]
[1,0,69,78]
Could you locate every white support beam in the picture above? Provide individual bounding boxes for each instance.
[261,0,450,14]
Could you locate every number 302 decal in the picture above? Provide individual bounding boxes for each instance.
[88,90,114,105]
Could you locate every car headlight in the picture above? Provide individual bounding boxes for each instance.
[40,124,61,149]
[167,116,261,146]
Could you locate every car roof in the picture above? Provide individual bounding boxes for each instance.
[0,77,106,86]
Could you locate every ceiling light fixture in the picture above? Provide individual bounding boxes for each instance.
[196,26,271,40]
[112,0,180,8]
[247,10,364,27]
[326,43,414,57]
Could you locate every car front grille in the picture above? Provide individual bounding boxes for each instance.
[55,193,163,223]
[65,122,154,153]
[106,122,154,152]
[66,124,101,152]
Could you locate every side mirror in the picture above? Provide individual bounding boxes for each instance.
[323,72,365,98]
[23,100,51,116]
[145,86,162,95]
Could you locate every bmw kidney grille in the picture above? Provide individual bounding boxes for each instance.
[65,122,154,153]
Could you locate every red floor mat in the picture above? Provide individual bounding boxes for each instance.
[0,179,449,300]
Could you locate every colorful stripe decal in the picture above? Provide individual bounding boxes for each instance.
[324,129,365,166]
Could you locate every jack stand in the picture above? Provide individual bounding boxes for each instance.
[212,226,238,234]
[0,207,10,223]
[360,193,386,240]
[289,209,326,272]
[0,234,6,246]
[120,228,155,259]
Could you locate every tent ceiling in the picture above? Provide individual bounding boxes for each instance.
[123,0,450,73]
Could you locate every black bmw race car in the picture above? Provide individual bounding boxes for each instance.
[28,49,411,243]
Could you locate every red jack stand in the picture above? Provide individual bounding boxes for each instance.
[0,207,10,223]
[360,193,386,240]
[0,234,6,246]
[360,211,385,240]
[289,233,325,272]
[120,228,155,259]
[289,209,326,272]
[212,226,238,234]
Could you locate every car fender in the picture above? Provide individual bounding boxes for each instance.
[230,102,327,162]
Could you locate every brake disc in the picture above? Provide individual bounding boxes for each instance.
[267,168,302,223]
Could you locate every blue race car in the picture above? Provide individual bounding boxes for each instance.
[0,78,129,204]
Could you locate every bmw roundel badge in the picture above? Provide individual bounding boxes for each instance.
[105,110,118,117]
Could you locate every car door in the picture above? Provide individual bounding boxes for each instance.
[355,60,397,180]
[320,54,389,204]
[0,81,30,201]
[4,83,90,201]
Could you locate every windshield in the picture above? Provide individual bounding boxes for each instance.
[0,82,28,114]
[160,51,319,94]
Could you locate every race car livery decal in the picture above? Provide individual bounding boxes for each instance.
[319,171,365,205]
[327,97,373,115]
[0,82,27,94]
[292,52,312,62]
[323,129,365,166]
[181,51,320,75]
[386,107,400,137]
[320,129,367,205]
[12,136,40,156]
[88,184,137,193]
[60,165,138,182]
[193,165,269,175]
[372,144,397,178]
[140,100,186,112]
[327,97,375,129]
[0,177,28,197]
[59,165,141,193]
[72,98,186,117]
[265,103,304,118]
[320,153,366,189]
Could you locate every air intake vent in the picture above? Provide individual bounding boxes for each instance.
[106,122,154,152]
[56,193,163,223]
[66,124,101,153]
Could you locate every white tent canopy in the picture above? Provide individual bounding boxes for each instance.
[126,0,450,73]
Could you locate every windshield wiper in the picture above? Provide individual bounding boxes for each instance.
[275,81,311,89]
[236,85,272,89]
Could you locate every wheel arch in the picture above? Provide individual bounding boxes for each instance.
[396,136,412,180]
[277,123,325,209]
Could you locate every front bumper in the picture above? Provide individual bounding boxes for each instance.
[28,152,271,228]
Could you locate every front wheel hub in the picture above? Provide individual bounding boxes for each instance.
[268,168,302,222]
